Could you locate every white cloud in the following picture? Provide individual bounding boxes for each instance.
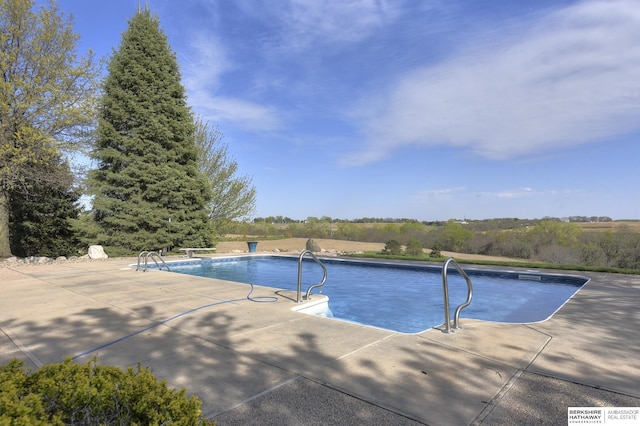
[178,1,407,133]
[280,0,403,50]
[415,186,582,202]
[182,32,280,131]
[190,93,280,132]
[408,186,589,220]
[413,187,466,200]
[344,0,640,165]
[182,32,231,92]
[474,187,583,199]
[476,187,535,199]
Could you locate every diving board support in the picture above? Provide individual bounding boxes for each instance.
[179,247,216,258]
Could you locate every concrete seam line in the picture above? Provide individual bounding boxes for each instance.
[523,325,554,368]
[207,376,300,418]
[472,330,553,424]
[416,332,554,421]
[336,333,397,360]
[471,368,524,425]
[0,326,43,369]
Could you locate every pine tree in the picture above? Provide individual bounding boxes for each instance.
[88,7,211,252]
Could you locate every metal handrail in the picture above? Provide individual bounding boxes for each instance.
[441,258,473,333]
[148,251,170,272]
[296,250,328,303]
[136,251,149,271]
[136,250,170,272]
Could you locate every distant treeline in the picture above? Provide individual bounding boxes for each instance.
[252,215,613,226]
[234,217,639,270]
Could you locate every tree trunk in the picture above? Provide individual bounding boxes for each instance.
[0,190,12,257]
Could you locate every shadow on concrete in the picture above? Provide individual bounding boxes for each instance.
[2,264,639,425]
[527,272,640,396]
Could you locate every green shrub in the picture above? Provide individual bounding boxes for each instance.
[382,239,402,255]
[0,358,215,425]
[429,246,442,258]
[405,238,424,257]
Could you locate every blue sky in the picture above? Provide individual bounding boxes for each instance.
[55,0,639,221]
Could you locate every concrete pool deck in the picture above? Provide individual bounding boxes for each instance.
[1,257,639,425]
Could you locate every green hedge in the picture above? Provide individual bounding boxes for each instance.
[0,358,215,425]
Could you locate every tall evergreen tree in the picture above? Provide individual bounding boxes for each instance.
[88,7,211,252]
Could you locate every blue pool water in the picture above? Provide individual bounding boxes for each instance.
[168,256,588,333]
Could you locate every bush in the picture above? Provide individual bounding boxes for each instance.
[0,358,215,425]
[405,238,424,257]
[382,240,402,255]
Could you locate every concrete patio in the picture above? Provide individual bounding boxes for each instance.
[1,258,639,425]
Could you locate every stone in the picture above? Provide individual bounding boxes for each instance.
[5,256,18,263]
[306,238,321,253]
[56,256,67,262]
[88,245,109,260]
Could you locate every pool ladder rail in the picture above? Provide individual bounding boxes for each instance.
[136,250,171,272]
[296,250,328,302]
[441,258,473,333]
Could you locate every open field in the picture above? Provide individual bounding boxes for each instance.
[576,220,640,232]
[216,238,523,263]
[216,238,385,253]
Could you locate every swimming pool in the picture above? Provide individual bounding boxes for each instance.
[167,256,589,333]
